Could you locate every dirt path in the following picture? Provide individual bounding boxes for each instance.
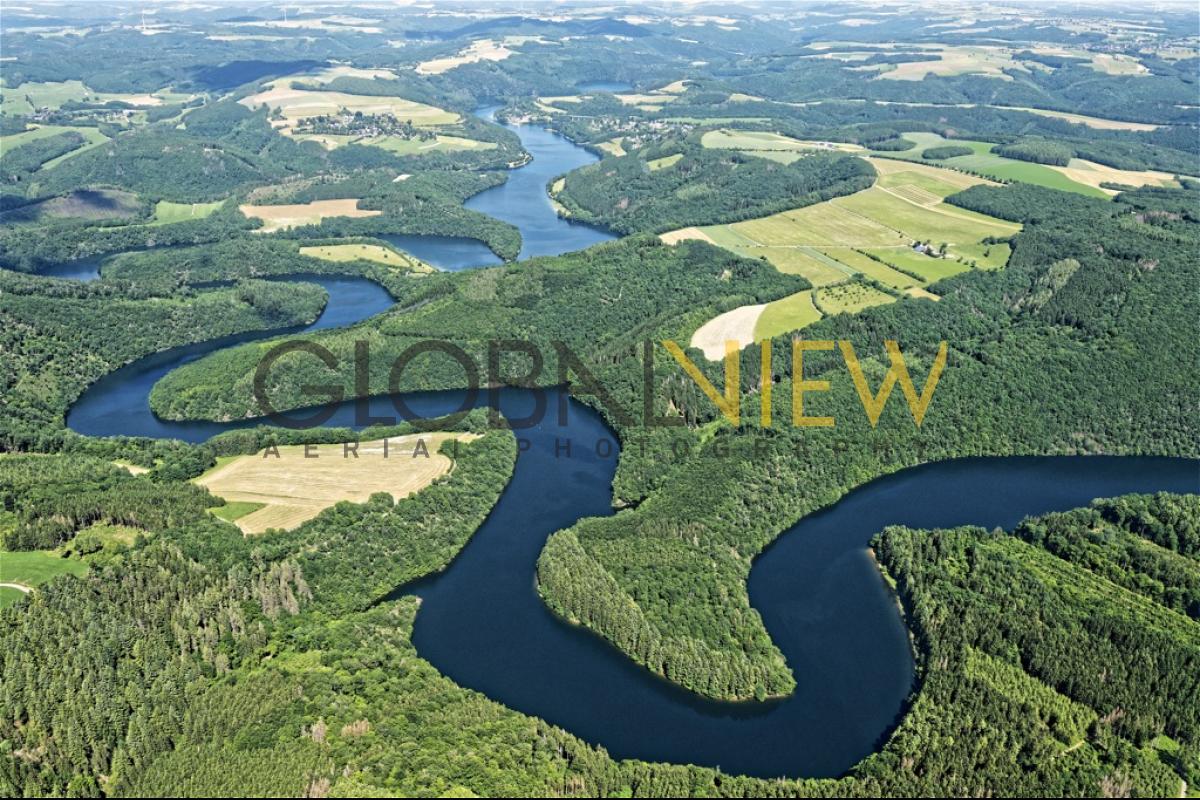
[0,582,33,594]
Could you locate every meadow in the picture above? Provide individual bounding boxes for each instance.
[369,134,496,156]
[0,124,110,170]
[701,129,862,163]
[195,433,469,534]
[0,549,87,609]
[673,155,1019,353]
[753,289,821,342]
[149,200,224,226]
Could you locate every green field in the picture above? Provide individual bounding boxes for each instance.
[0,549,87,608]
[873,132,1108,197]
[210,501,265,523]
[701,129,862,164]
[863,248,970,282]
[670,156,1020,343]
[754,289,823,341]
[149,200,224,225]
[820,248,919,289]
[0,586,26,609]
[0,80,182,115]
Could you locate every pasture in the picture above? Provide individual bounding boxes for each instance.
[701,129,863,163]
[0,80,177,114]
[1,125,110,169]
[150,200,224,225]
[754,290,822,342]
[0,549,87,608]
[867,248,969,281]
[240,198,380,233]
[821,248,919,289]
[195,433,469,534]
[647,153,683,171]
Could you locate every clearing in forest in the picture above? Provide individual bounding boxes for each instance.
[701,129,863,163]
[149,200,224,225]
[299,243,434,273]
[195,433,472,534]
[690,303,767,361]
[240,198,380,233]
[0,550,87,609]
[416,38,526,75]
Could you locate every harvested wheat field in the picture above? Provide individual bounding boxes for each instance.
[417,39,516,75]
[690,303,766,360]
[240,198,380,233]
[1049,158,1183,194]
[197,433,473,534]
[660,226,717,246]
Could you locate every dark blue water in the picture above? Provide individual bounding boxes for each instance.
[378,234,502,270]
[67,276,394,441]
[403,449,1198,778]
[467,107,616,260]
[36,243,185,283]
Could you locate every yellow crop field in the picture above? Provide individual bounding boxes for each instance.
[196,433,470,534]
[299,243,434,273]
[417,39,517,75]
[240,199,381,233]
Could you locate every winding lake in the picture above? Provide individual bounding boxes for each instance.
[62,117,1200,779]
[467,106,615,259]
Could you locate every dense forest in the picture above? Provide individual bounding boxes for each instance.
[145,180,1200,701]
[3,477,1194,795]
[1,3,1197,796]
[0,271,328,450]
